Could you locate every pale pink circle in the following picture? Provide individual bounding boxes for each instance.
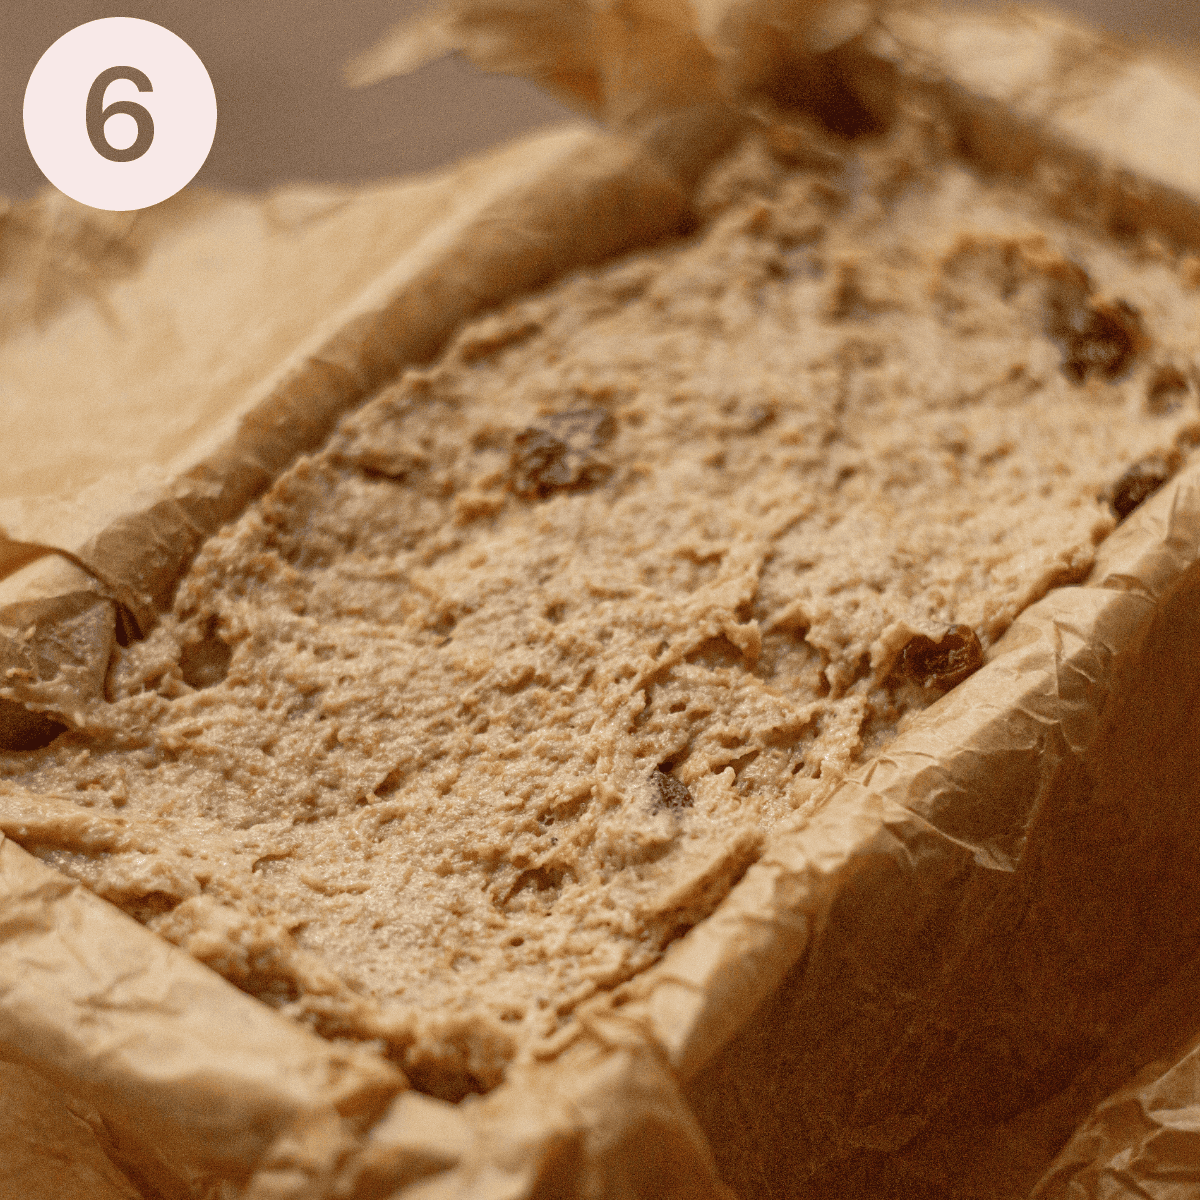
[24,18,217,212]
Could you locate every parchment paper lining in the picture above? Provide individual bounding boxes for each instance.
[3,4,1200,1197]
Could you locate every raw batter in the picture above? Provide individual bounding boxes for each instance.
[4,113,1198,1098]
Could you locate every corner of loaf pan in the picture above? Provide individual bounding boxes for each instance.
[3,3,1200,1197]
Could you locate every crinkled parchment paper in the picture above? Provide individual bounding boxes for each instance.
[0,1055,143,1200]
[5,3,1200,1197]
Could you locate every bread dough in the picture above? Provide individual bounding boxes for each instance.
[4,113,1199,1099]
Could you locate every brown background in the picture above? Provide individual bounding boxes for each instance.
[1,1,1198,202]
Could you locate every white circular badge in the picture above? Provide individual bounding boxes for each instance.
[24,18,217,212]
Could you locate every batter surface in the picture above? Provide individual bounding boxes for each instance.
[4,116,1199,1098]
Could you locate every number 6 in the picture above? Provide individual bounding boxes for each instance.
[86,65,154,163]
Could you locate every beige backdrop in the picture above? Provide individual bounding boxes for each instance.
[0,0,575,202]
[2,0,1197,203]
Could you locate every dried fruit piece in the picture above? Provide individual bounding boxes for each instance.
[180,621,232,689]
[510,408,615,498]
[825,261,892,321]
[538,408,616,447]
[1105,454,1177,521]
[1146,365,1190,415]
[0,701,66,751]
[652,768,693,812]
[899,625,984,690]
[1044,275,1147,382]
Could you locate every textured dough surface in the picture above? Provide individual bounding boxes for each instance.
[5,116,1200,1098]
